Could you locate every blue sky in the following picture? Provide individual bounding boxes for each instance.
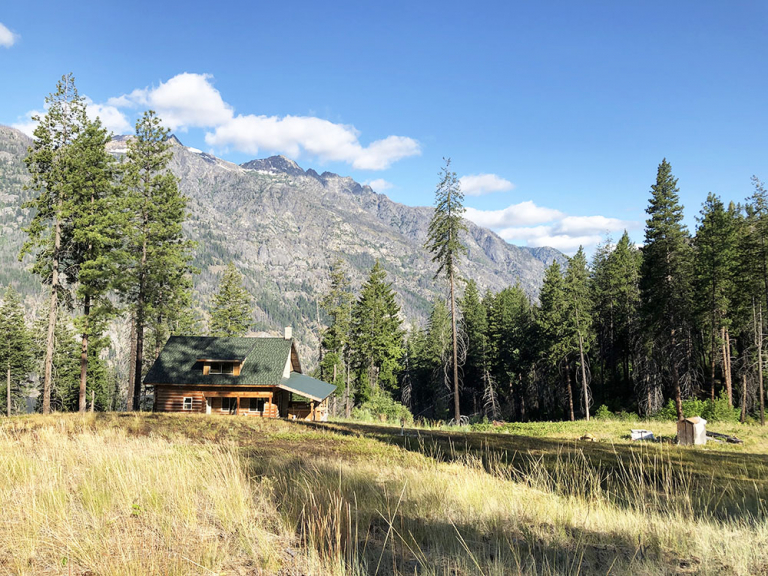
[2,0,767,254]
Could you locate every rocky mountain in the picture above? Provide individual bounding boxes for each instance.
[0,125,566,353]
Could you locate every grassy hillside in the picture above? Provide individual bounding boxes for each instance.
[0,414,766,575]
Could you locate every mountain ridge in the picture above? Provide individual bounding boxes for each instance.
[0,125,566,355]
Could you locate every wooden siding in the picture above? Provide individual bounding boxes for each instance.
[155,385,280,417]
[155,387,206,413]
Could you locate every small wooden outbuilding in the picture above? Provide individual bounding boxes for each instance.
[677,416,707,446]
[144,332,336,420]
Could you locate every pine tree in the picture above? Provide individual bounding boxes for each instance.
[564,247,594,420]
[537,261,575,420]
[320,260,354,414]
[350,261,405,401]
[458,280,488,415]
[590,232,641,404]
[20,74,88,414]
[487,285,533,420]
[694,194,738,403]
[64,117,120,412]
[120,111,195,410]
[208,262,254,337]
[640,159,693,421]
[425,158,467,423]
[0,288,34,416]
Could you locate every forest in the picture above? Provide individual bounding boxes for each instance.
[2,74,767,428]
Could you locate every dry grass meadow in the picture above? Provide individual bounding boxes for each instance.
[0,413,766,575]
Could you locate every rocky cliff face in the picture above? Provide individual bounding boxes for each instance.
[1,126,566,351]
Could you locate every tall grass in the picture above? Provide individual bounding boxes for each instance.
[0,414,766,575]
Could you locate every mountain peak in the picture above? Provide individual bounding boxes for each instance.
[240,155,305,177]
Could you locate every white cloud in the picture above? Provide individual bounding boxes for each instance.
[465,201,564,229]
[105,72,420,169]
[0,23,18,48]
[366,178,393,191]
[11,110,44,136]
[459,173,514,196]
[466,200,639,254]
[205,113,420,170]
[110,72,234,132]
[84,98,132,134]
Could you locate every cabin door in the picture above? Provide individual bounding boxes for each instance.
[205,398,212,415]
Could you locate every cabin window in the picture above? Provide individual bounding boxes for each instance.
[209,362,235,375]
[182,397,193,411]
[221,397,237,413]
[249,398,265,413]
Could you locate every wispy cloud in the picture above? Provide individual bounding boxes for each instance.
[465,201,638,254]
[0,23,18,48]
[460,173,514,196]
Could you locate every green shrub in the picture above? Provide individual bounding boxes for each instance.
[352,391,413,424]
[594,405,612,420]
[655,392,739,423]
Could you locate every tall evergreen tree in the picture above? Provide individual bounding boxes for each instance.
[590,232,641,404]
[64,117,121,411]
[694,194,738,403]
[350,261,405,401]
[425,158,467,423]
[320,260,354,414]
[0,288,34,416]
[20,74,88,414]
[537,261,575,420]
[564,247,594,420]
[640,159,693,421]
[458,279,488,415]
[208,262,254,337]
[120,111,195,410]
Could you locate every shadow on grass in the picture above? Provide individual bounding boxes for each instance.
[296,420,768,523]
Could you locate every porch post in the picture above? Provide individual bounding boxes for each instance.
[236,396,240,415]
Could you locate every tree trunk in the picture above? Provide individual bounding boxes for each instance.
[671,328,683,421]
[6,365,10,417]
[79,294,90,412]
[760,304,766,427]
[740,372,747,423]
[126,316,137,411]
[726,329,733,406]
[42,212,61,415]
[132,239,148,411]
[450,269,460,424]
[565,360,575,421]
[578,329,589,421]
[721,327,732,406]
[345,360,351,418]
[710,328,716,401]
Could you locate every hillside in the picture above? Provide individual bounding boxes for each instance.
[1,126,565,348]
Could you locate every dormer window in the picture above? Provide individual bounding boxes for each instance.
[209,362,235,375]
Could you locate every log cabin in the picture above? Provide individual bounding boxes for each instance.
[144,329,336,420]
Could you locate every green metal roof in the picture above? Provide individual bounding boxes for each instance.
[144,336,293,387]
[279,372,337,402]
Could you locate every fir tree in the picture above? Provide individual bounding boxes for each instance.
[20,74,87,414]
[350,261,405,401]
[694,194,738,403]
[64,117,120,411]
[564,247,594,420]
[208,262,254,337]
[120,111,195,410]
[425,158,467,423]
[537,261,576,420]
[320,260,354,414]
[0,287,34,416]
[640,159,693,421]
[458,279,488,415]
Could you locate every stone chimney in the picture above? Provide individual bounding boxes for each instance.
[284,326,293,340]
